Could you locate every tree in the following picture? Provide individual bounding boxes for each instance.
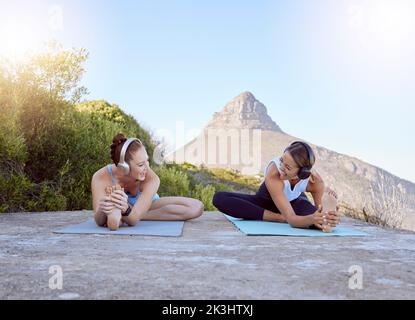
[19,41,89,103]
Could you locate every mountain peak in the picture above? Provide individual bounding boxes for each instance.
[236,91,255,101]
[206,92,283,132]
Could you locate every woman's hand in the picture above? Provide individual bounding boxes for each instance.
[109,189,129,213]
[311,205,325,230]
[98,195,115,216]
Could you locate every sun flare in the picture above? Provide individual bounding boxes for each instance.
[0,19,45,63]
[348,1,415,55]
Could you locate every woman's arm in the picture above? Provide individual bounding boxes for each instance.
[123,167,160,226]
[307,171,326,208]
[265,163,319,229]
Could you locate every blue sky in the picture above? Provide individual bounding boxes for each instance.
[1,0,414,182]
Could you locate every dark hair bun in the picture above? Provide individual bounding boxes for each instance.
[110,133,127,164]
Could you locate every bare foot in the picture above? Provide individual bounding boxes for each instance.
[321,188,338,233]
[106,184,122,231]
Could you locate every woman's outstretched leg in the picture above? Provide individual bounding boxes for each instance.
[213,191,284,221]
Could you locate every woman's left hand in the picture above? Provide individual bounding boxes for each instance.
[110,189,129,213]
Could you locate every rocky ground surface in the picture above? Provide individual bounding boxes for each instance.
[1,210,414,299]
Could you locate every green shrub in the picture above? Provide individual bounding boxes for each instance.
[192,184,216,211]
[208,167,261,190]
[154,165,191,197]
[76,100,155,161]
[212,183,233,193]
[0,174,66,212]
[0,73,28,176]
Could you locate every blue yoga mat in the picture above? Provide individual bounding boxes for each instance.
[54,218,184,237]
[224,215,368,237]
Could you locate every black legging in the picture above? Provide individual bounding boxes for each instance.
[212,182,317,220]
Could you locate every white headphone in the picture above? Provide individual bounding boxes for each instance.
[117,138,143,175]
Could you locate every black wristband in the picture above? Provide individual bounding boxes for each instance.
[122,204,132,217]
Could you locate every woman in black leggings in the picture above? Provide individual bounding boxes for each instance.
[212,141,341,230]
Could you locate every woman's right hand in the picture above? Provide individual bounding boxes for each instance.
[99,195,115,216]
[311,205,324,229]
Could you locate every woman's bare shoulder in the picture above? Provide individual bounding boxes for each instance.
[309,169,323,183]
[307,169,324,192]
[92,166,111,184]
[265,162,284,186]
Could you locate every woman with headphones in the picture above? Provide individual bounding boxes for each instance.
[91,133,204,231]
[212,141,341,232]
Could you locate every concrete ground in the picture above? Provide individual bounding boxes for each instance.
[1,211,414,300]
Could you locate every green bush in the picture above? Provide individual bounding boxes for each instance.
[207,167,261,190]
[154,165,190,197]
[192,184,216,211]
[76,100,155,161]
[0,72,28,176]
[0,174,66,212]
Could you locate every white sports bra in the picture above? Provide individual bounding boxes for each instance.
[264,156,310,201]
